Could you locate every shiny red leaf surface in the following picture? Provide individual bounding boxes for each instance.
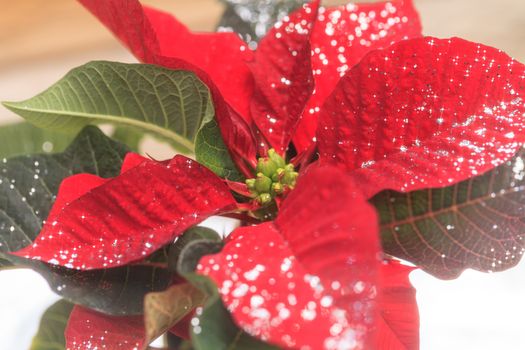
[293,0,422,151]
[198,166,381,349]
[66,305,145,350]
[249,1,318,153]
[78,0,258,174]
[377,261,419,350]
[13,155,237,270]
[47,153,147,221]
[318,37,525,198]
[120,152,148,173]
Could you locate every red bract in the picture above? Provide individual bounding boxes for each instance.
[249,0,318,153]
[12,154,237,269]
[198,166,418,349]
[294,0,423,151]
[29,1,525,349]
[377,261,419,349]
[317,37,525,198]
[79,0,525,200]
[78,0,422,160]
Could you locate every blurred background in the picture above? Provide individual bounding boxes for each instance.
[1,0,524,349]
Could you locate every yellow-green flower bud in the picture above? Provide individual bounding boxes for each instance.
[245,149,298,207]
[282,170,298,187]
[256,158,278,178]
[272,168,285,182]
[271,182,284,195]
[268,149,286,168]
[245,178,256,191]
[254,173,272,193]
[257,193,272,205]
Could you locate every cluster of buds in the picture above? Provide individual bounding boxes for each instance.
[245,149,299,205]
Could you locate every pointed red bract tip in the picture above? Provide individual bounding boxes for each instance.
[12,155,237,270]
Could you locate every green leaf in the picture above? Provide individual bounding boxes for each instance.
[21,261,175,316]
[176,238,277,350]
[30,299,74,350]
[0,122,74,158]
[143,283,205,346]
[217,0,308,48]
[193,295,279,350]
[3,61,215,154]
[195,118,244,181]
[0,126,128,259]
[373,148,525,279]
[168,226,222,271]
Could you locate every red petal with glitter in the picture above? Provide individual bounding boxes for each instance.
[198,166,381,349]
[318,37,525,198]
[377,261,419,350]
[46,154,148,223]
[249,1,318,153]
[66,306,145,350]
[293,0,422,151]
[13,155,236,270]
[78,0,258,174]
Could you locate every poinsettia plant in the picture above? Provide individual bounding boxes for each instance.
[1,0,524,349]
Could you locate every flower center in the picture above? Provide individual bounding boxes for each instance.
[245,149,298,205]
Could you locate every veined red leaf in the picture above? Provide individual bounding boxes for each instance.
[373,148,525,279]
[318,37,525,198]
[13,155,236,270]
[249,1,318,153]
[377,260,419,350]
[294,0,422,151]
[78,0,258,174]
[198,166,381,349]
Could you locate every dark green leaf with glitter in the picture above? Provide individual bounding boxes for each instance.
[0,126,128,266]
[373,149,525,279]
[0,127,172,315]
